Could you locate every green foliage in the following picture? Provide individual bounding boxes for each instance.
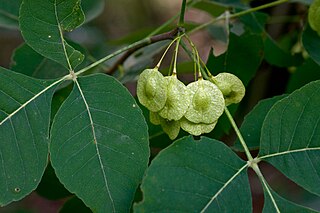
[0,0,320,212]
[19,0,85,69]
[233,94,287,151]
[0,68,58,206]
[134,136,251,212]
[50,74,149,212]
[259,80,320,196]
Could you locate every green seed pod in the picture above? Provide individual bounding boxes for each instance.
[214,73,245,106]
[180,117,217,136]
[137,68,167,112]
[308,0,320,33]
[184,79,225,124]
[160,118,180,140]
[158,75,191,121]
[149,111,180,140]
[149,111,161,125]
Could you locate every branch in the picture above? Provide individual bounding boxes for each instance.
[106,27,183,75]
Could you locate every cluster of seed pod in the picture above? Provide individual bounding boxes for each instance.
[137,68,245,140]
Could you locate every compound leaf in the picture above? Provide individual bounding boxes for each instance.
[259,80,320,196]
[0,67,61,206]
[50,74,149,212]
[19,0,85,70]
[134,136,251,213]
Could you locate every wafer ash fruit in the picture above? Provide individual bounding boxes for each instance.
[158,75,190,121]
[184,78,225,124]
[137,68,167,112]
[213,73,245,106]
[136,35,245,140]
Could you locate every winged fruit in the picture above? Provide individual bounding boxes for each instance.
[137,68,167,112]
[158,75,190,121]
[184,79,225,124]
[213,73,245,106]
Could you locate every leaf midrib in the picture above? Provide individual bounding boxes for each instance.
[75,79,116,212]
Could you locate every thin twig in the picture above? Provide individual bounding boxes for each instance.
[106,27,183,75]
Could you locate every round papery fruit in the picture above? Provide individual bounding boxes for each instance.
[149,111,161,125]
[158,75,191,121]
[160,118,180,140]
[308,0,320,33]
[184,79,225,124]
[180,117,217,136]
[137,68,167,112]
[214,73,245,106]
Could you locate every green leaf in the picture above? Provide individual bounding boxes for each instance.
[19,0,85,70]
[238,11,268,34]
[259,80,320,196]
[233,95,287,151]
[11,43,68,79]
[0,67,61,206]
[50,74,149,212]
[264,35,303,67]
[59,196,92,213]
[262,184,318,212]
[135,136,251,212]
[287,59,320,93]
[302,24,320,66]
[0,0,21,29]
[207,31,264,88]
[206,32,263,137]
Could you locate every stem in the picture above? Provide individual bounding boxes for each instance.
[179,0,187,27]
[179,40,209,80]
[251,163,280,213]
[76,28,182,76]
[148,15,179,37]
[183,35,201,77]
[188,0,289,34]
[147,0,197,37]
[172,36,182,75]
[156,35,182,69]
[224,107,253,161]
[108,28,181,74]
[75,39,149,76]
